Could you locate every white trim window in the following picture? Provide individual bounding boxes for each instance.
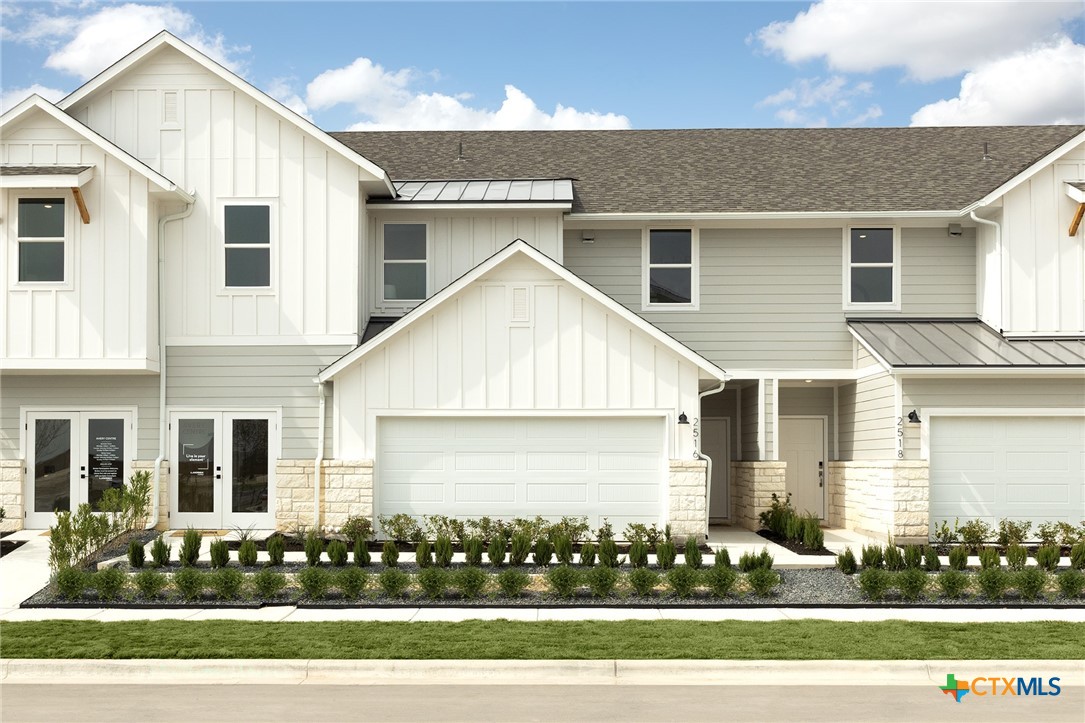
[845,227,900,310]
[15,195,71,285]
[381,222,428,303]
[643,228,698,309]
[222,201,274,290]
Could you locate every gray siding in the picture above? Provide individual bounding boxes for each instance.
[899,228,976,316]
[837,349,896,459]
[166,346,349,459]
[740,382,761,460]
[778,386,835,459]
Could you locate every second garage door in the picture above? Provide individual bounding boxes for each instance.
[929,415,1085,528]
[376,416,666,528]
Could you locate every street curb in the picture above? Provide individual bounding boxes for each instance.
[2,659,1082,686]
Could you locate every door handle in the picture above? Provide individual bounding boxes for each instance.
[818,461,824,488]
[80,465,86,480]
[215,465,222,480]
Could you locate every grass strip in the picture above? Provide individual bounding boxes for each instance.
[1,620,1082,660]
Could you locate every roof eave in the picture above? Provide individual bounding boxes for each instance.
[960,129,1085,214]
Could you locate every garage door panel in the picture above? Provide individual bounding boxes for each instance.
[382,451,444,471]
[455,419,515,440]
[382,418,445,438]
[454,452,516,471]
[526,452,588,471]
[382,483,444,503]
[1005,483,1068,504]
[1005,418,1073,440]
[932,451,995,471]
[455,483,516,503]
[1006,451,1067,471]
[931,482,997,505]
[599,483,658,503]
[527,419,590,439]
[527,483,587,503]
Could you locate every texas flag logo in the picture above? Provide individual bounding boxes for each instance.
[940,674,971,703]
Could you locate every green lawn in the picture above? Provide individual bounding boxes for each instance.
[1,620,1081,659]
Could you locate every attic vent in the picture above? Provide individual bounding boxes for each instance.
[510,286,530,324]
[163,91,178,123]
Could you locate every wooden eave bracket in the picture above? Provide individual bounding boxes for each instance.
[1070,202,1085,237]
[71,187,90,224]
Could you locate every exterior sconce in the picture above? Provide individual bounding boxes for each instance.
[907,410,922,424]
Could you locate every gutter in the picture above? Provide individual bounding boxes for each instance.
[969,206,1003,331]
[150,197,195,529]
[695,379,729,540]
[313,379,326,531]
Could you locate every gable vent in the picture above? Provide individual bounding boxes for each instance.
[510,286,530,323]
[163,91,178,123]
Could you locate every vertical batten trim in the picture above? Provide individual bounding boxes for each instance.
[771,378,779,461]
[735,385,742,462]
[833,384,840,461]
[757,380,766,461]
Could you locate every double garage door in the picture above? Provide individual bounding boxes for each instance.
[376,416,666,528]
[930,416,1085,526]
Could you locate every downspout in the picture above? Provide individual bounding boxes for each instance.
[314,379,326,531]
[150,198,195,529]
[970,206,1002,331]
[695,379,729,540]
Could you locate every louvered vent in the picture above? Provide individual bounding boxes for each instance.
[163,91,178,123]
[511,286,530,323]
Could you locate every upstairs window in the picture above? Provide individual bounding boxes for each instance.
[382,223,427,302]
[846,228,899,309]
[224,204,271,288]
[18,198,66,283]
[644,228,697,309]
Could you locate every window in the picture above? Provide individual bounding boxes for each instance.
[224,204,271,288]
[644,228,697,308]
[18,198,66,283]
[382,223,427,301]
[846,228,899,308]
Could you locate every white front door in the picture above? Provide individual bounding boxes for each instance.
[170,411,277,529]
[25,411,134,528]
[780,416,826,519]
[701,418,730,522]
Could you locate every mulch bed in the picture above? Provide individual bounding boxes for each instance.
[756,530,831,556]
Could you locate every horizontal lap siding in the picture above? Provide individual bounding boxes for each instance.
[838,348,895,459]
[900,228,976,316]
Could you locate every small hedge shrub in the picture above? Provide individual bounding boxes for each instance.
[135,569,166,598]
[745,568,781,597]
[546,565,581,598]
[179,528,202,567]
[251,569,287,598]
[656,541,677,570]
[684,538,702,570]
[266,536,285,566]
[937,570,969,599]
[896,568,929,601]
[923,546,941,572]
[209,568,244,600]
[713,548,731,568]
[378,568,410,598]
[381,540,399,568]
[666,565,698,597]
[1014,568,1047,601]
[858,568,891,600]
[209,539,230,569]
[304,533,324,567]
[1057,569,1085,598]
[578,541,597,567]
[496,568,530,597]
[150,536,171,568]
[415,539,433,569]
[434,535,454,568]
[353,539,371,567]
[56,568,88,600]
[836,548,857,575]
[298,567,331,599]
[586,565,620,598]
[703,565,738,597]
[173,568,205,601]
[127,539,145,569]
[948,546,969,571]
[237,540,258,567]
[628,568,659,597]
[418,567,448,599]
[326,540,348,567]
[1035,545,1061,572]
[978,568,1009,600]
[94,567,128,601]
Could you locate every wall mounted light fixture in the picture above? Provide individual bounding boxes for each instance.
[907,409,922,424]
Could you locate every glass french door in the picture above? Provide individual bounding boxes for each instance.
[170,411,276,529]
[24,411,134,528]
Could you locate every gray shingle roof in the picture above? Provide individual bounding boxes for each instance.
[332,126,1084,214]
[0,165,92,176]
[849,319,1085,367]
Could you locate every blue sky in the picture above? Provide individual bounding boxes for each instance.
[2,1,1083,129]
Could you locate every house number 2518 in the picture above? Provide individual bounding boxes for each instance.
[896,416,904,458]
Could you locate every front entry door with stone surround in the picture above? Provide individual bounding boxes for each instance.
[780,416,827,519]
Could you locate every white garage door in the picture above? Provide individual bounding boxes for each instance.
[376,416,666,528]
[930,416,1085,527]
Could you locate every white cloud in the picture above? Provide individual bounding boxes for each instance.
[846,105,883,126]
[757,0,1081,81]
[758,75,875,127]
[0,84,67,114]
[266,78,312,121]
[307,56,630,130]
[911,38,1085,126]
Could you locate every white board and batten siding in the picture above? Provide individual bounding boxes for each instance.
[66,45,364,344]
[1,112,157,369]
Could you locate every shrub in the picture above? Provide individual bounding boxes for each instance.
[238,540,258,567]
[1057,569,1085,598]
[666,565,699,598]
[997,519,1032,547]
[937,570,969,599]
[252,569,287,598]
[656,541,677,570]
[150,536,171,568]
[714,548,731,568]
[595,518,615,543]
[336,567,368,599]
[209,568,244,600]
[1006,544,1028,572]
[836,548,858,575]
[378,513,423,543]
[978,568,1009,600]
[598,538,623,568]
[628,568,660,597]
[1071,542,1085,571]
[424,515,465,543]
[578,541,597,567]
[553,535,573,566]
[341,515,374,544]
[433,535,453,567]
[884,545,905,572]
[304,531,324,567]
[1036,522,1059,548]
[977,547,1001,570]
[623,522,661,547]
[785,514,804,543]
[1035,544,1061,572]
[470,517,508,545]
[550,516,591,544]
[327,540,348,567]
[55,567,88,600]
[948,546,969,571]
[802,517,825,551]
[533,538,553,567]
[1014,568,1047,601]
[758,492,794,536]
[94,567,128,601]
[496,568,530,597]
[1056,521,1082,547]
[135,569,166,598]
[509,533,532,567]
[266,536,285,566]
[49,504,114,571]
[896,568,929,602]
[957,519,991,551]
[931,519,959,550]
[488,535,508,567]
[858,568,891,600]
[738,548,774,572]
[586,565,620,598]
[860,545,884,569]
[627,540,649,569]
[414,539,433,569]
[298,567,331,599]
[684,538,703,570]
[703,565,738,597]
[746,568,781,597]
[378,568,410,598]
[903,545,923,570]
[546,565,581,598]
[464,537,484,567]
[455,567,489,599]
[179,528,202,567]
[923,546,942,572]
[173,568,204,601]
[381,540,400,568]
[209,539,230,569]
[126,539,145,569]
[417,567,448,599]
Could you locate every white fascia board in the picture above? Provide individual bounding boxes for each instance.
[0,167,94,188]
[0,95,191,201]
[166,334,359,347]
[845,326,895,374]
[57,32,395,196]
[566,210,961,222]
[723,368,869,381]
[1065,183,1085,203]
[366,202,572,211]
[0,359,159,373]
[319,239,729,383]
[960,131,1085,214]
